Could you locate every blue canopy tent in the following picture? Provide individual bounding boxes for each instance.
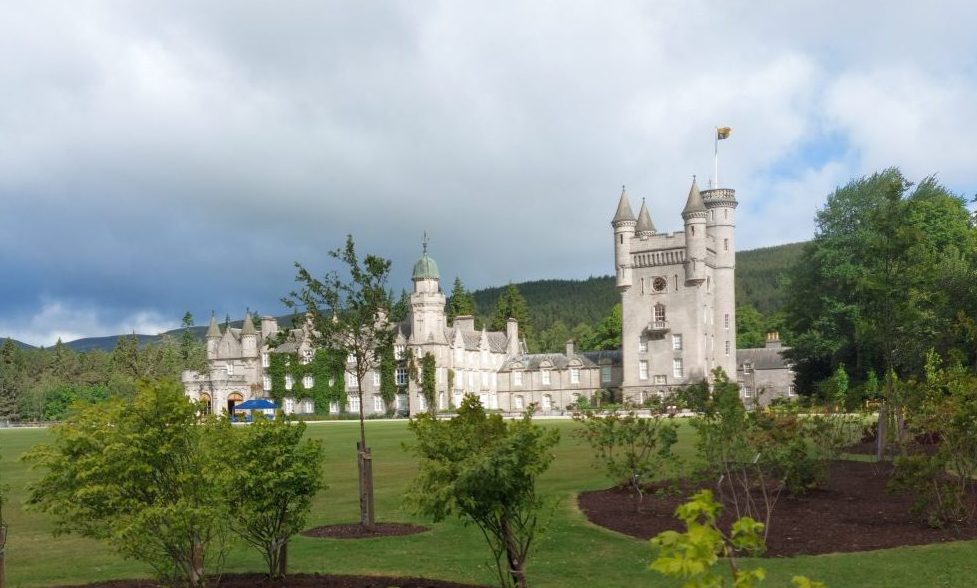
[231,398,278,422]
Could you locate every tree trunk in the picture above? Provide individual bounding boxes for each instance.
[277,540,288,578]
[0,523,7,588]
[358,443,375,529]
[190,540,204,587]
[876,404,887,462]
[501,519,527,588]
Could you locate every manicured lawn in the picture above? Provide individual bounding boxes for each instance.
[2,420,976,587]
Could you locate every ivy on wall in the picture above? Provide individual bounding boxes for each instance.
[268,349,347,413]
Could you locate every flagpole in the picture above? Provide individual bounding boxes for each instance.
[714,127,719,188]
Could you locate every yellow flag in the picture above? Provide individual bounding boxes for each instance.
[717,127,732,140]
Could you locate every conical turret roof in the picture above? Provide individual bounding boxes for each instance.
[635,198,656,235]
[241,312,256,336]
[612,186,636,225]
[206,313,221,338]
[682,178,707,218]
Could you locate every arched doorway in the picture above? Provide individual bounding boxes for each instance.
[227,392,244,414]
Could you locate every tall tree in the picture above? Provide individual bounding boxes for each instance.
[284,234,399,529]
[447,277,477,323]
[581,303,622,351]
[0,338,22,420]
[490,283,533,349]
[784,169,977,392]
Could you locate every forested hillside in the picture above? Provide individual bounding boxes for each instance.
[735,242,806,314]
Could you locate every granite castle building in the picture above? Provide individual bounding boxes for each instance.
[184,178,794,415]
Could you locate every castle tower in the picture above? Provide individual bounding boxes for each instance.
[241,311,258,358]
[409,236,447,344]
[206,313,221,360]
[611,186,637,292]
[703,185,738,378]
[682,179,708,284]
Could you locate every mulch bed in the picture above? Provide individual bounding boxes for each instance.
[301,522,429,539]
[53,574,485,588]
[579,460,977,557]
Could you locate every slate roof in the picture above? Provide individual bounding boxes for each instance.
[612,187,636,224]
[682,178,707,217]
[635,198,656,234]
[737,346,791,371]
[500,349,622,371]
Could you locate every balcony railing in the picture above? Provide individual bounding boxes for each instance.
[647,320,669,333]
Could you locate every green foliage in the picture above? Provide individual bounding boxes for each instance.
[489,283,533,351]
[378,342,397,405]
[216,415,325,578]
[407,395,560,588]
[784,169,977,393]
[180,312,207,372]
[421,352,437,414]
[889,352,977,526]
[573,408,680,507]
[447,277,478,324]
[735,305,767,349]
[650,489,825,588]
[23,380,228,586]
[579,303,622,351]
[268,349,346,411]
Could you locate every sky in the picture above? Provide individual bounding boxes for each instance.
[2,1,976,347]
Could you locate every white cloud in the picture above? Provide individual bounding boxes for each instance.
[0,300,177,348]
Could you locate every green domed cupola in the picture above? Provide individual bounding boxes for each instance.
[412,233,440,280]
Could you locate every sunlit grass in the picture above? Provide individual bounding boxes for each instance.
[2,420,976,587]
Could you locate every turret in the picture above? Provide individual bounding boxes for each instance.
[409,235,447,343]
[241,311,258,358]
[611,186,637,292]
[206,313,221,359]
[682,178,708,284]
[702,185,738,378]
[635,198,656,238]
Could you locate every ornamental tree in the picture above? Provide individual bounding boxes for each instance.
[23,380,227,587]
[407,395,560,588]
[216,415,324,578]
[284,234,400,529]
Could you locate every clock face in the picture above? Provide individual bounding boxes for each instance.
[653,276,667,292]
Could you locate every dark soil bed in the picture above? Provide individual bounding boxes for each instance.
[579,460,977,556]
[54,573,485,588]
[302,522,429,539]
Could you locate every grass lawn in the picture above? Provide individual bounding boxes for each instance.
[1,419,976,587]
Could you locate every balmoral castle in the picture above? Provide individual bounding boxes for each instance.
[183,179,794,415]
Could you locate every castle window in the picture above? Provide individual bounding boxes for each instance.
[303,374,314,389]
[654,375,667,385]
[620,234,623,244]
[639,360,649,380]
[725,340,731,356]
[226,363,234,376]
[347,352,356,363]
[302,349,314,364]
[329,401,339,414]
[481,371,489,388]
[373,372,380,386]
[285,374,293,390]
[514,395,525,411]
[261,353,270,368]
[674,275,678,290]
[570,368,580,384]
[263,376,271,391]
[672,334,683,351]
[541,370,551,386]
[373,395,384,412]
[788,385,796,397]
[743,362,753,375]
[654,304,666,326]
[348,395,360,413]
[601,366,612,384]
[347,372,358,388]
[395,345,405,360]
[513,371,523,386]
[418,394,427,412]
[691,226,695,236]
[672,359,684,378]
[396,367,408,386]
[724,238,729,251]
[725,314,730,329]
[639,338,648,352]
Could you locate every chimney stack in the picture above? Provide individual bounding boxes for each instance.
[507,318,520,356]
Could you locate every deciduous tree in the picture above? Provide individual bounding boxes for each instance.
[407,395,559,588]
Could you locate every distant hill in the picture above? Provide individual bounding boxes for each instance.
[3,338,37,350]
[13,242,806,353]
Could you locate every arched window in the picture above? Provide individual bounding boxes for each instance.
[198,393,212,415]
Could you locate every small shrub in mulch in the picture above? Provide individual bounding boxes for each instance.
[579,460,977,557]
[301,522,429,539]
[53,573,486,588]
